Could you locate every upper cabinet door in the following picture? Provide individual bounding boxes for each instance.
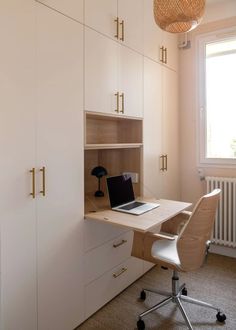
[119,46,143,117]
[85,0,117,39]
[144,0,163,63]
[118,0,144,54]
[85,27,119,115]
[85,0,143,54]
[144,0,178,71]
[37,0,84,22]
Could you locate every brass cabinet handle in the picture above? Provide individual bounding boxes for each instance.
[164,154,168,171]
[114,17,119,39]
[120,20,124,41]
[113,239,127,248]
[115,92,120,112]
[164,47,167,64]
[160,46,164,63]
[160,155,164,171]
[120,92,124,113]
[40,166,46,196]
[30,167,36,199]
[113,267,127,278]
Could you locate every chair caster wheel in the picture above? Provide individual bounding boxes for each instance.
[216,312,226,323]
[139,290,146,301]
[137,319,145,330]
[182,287,187,296]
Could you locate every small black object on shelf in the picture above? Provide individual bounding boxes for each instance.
[91,166,108,197]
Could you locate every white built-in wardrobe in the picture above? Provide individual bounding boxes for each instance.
[0,1,179,329]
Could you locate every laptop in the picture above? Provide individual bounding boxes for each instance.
[106,175,160,215]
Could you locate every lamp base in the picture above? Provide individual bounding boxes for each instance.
[94,190,104,197]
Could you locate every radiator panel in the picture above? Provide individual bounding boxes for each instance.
[206,176,236,248]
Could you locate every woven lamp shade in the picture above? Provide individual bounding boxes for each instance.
[153,0,206,33]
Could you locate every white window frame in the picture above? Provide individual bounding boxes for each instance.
[197,27,236,167]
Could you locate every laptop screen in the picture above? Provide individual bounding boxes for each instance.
[106,175,135,208]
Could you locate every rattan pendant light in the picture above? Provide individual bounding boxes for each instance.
[153,0,206,33]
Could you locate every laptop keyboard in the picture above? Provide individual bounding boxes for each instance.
[118,201,145,210]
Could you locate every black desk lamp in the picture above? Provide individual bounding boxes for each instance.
[91,166,108,197]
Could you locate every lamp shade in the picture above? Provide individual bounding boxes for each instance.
[153,0,206,34]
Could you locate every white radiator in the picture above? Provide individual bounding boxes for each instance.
[206,176,236,248]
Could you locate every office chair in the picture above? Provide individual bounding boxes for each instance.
[135,189,226,330]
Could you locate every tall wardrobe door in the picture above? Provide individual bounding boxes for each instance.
[36,4,84,330]
[0,1,37,330]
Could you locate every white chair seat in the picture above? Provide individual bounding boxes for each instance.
[151,235,181,267]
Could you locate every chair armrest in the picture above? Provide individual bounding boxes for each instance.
[161,211,192,235]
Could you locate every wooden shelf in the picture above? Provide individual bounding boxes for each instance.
[85,143,143,150]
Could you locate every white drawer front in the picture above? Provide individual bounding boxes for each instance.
[85,256,143,318]
[84,219,128,252]
[85,231,133,284]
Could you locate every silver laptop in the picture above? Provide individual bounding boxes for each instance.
[106,175,159,215]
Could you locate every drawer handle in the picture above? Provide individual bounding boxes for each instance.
[113,239,127,248]
[113,267,127,278]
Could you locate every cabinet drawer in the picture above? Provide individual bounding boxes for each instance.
[85,256,143,318]
[85,231,133,284]
[84,219,129,252]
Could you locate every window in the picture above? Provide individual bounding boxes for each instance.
[198,29,236,165]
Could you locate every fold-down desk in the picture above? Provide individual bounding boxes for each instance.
[85,199,192,233]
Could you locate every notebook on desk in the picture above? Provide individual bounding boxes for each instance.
[106,175,160,215]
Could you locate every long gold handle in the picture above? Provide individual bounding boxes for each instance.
[120,92,124,113]
[114,17,119,39]
[113,239,127,248]
[160,46,164,63]
[164,47,167,64]
[40,166,46,196]
[160,155,164,171]
[113,267,127,278]
[164,154,168,171]
[115,92,120,112]
[120,20,124,41]
[30,167,36,199]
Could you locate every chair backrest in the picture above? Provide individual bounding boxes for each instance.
[177,189,221,272]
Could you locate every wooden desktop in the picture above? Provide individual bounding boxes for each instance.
[85,196,192,233]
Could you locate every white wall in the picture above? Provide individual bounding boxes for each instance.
[179,1,236,205]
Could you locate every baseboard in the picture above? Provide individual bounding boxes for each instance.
[209,244,236,258]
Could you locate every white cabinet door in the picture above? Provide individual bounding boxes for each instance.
[162,67,180,200]
[144,0,163,63]
[37,0,84,22]
[143,58,163,199]
[85,0,117,39]
[36,4,85,329]
[119,46,143,117]
[118,0,144,54]
[85,27,119,115]
[0,1,37,330]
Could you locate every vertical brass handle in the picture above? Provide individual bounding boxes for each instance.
[114,17,119,39]
[30,167,36,199]
[160,46,164,63]
[120,20,124,41]
[164,47,167,64]
[164,154,168,171]
[160,155,164,171]
[40,166,46,196]
[115,92,120,112]
[120,92,124,113]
